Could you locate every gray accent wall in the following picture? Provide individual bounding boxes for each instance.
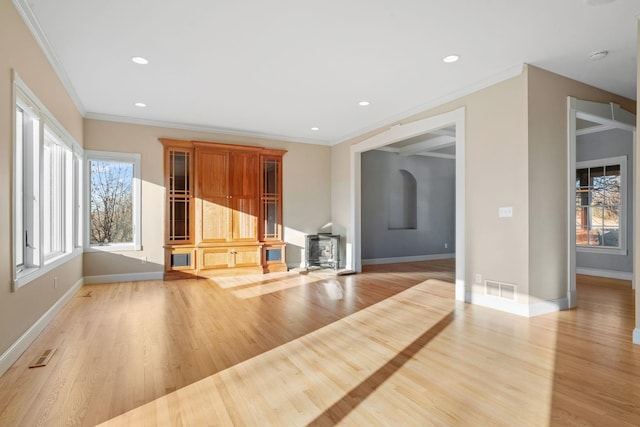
[576,128,634,273]
[361,150,455,259]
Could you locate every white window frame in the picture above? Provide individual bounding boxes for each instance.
[575,155,627,255]
[12,72,83,290]
[84,150,142,252]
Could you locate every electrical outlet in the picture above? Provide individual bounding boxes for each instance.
[475,273,482,284]
[444,243,448,249]
[141,256,147,264]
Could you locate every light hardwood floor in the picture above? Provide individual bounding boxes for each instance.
[0,260,638,426]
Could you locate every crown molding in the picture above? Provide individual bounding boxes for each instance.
[332,63,525,146]
[12,0,87,115]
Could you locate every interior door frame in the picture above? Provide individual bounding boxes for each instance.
[567,97,637,308]
[347,107,466,301]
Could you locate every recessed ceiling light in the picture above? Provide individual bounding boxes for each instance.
[589,50,608,61]
[131,56,149,65]
[358,101,371,106]
[443,55,460,63]
[311,127,319,131]
[134,102,147,108]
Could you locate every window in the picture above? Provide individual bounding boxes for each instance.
[85,151,141,251]
[14,97,41,274]
[43,127,73,260]
[13,73,82,289]
[576,156,626,253]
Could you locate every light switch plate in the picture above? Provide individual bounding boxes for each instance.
[499,207,513,218]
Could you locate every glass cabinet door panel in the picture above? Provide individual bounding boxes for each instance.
[170,198,190,241]
[263,159,279,196]
[170,151,190,194]
[263,200,280,239]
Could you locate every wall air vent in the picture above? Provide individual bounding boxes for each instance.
[485,280,516,300]
[486,280,501,297]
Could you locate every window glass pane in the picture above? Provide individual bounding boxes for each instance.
[15,108,24,268]
[576,168,589,189]
[576,207,588,246]
[603,166,620,207]
[590,167,605,206]
[43,132,65,258]
[90,160,134,245]
[75,155,83,248]
[587,206,604,246]
[602,206,620,247]
[603,227,619,247]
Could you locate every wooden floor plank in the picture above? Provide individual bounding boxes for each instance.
[0,262,638,426]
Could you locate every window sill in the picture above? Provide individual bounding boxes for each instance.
[84,244,142,253]
[576,246,627,256]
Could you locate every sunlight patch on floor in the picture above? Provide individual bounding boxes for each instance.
[98,280,456,426]
[98,278,562,426]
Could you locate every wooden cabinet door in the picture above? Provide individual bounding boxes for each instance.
[229,152,259,241]
[230,246,261,268]
[260,155,283,241]
[197,149,228,198]
[229,152,258,198]
[165,146,194,244]
[199,247,231,270]
[197,149,231,242]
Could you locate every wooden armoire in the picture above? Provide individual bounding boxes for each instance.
[160,138,287,279]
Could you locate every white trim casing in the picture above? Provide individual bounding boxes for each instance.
[349,107,466,302]
[468,292,569,317]
[362,253,455,265]
[0,277,83,377]
[576,267,633,282]
[634,329,640,345]
[568,97,637,310]
[83,272,163,285]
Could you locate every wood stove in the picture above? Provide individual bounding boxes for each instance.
[305,234,340,270]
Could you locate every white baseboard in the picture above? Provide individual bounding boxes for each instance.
[83,271,163,285]
[468,292,569,317]
[576,267,633,281]
[362,253,455,266]
[633,329,640,345]
[528,297,570,317]
[0,277,84,377]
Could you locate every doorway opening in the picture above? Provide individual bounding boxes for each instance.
[348,107,466,301]
[568,98,636,309]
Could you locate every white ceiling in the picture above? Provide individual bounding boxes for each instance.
[17,0,640,145]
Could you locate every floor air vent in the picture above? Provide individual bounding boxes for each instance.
[485,280,516,300]
[29,348,56,368]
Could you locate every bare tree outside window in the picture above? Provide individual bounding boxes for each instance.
[576,163,622,248]
[90,160,133,245]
